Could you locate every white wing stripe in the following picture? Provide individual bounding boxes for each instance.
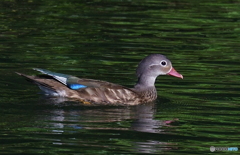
[54,76,67,85]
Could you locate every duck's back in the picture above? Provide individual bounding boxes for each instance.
[72,78,143,105]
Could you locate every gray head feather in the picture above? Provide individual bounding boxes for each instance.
[136,54,168,78]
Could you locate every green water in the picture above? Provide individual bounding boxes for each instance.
[1,0,240,154]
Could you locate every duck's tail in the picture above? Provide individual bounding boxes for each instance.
[16,72,63,96]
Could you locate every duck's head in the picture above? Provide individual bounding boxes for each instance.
[136,54,183,87]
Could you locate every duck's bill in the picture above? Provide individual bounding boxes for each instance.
[167,67,183,79]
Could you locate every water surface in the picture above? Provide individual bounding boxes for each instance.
[1,0,240,154]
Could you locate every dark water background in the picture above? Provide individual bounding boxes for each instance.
[1,0,240,154]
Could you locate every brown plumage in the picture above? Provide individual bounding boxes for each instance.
[16,54,183,105]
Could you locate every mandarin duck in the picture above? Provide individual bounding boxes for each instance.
[16,54,183,105]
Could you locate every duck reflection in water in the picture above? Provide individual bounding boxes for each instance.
[39,98,178,153]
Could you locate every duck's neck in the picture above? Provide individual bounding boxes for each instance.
[134,74,157,90]
[133,75,157,101]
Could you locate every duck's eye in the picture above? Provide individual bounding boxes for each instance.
[160,60,167,66]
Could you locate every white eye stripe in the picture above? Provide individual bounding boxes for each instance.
[149,63,160,67]
[149,60,167,68]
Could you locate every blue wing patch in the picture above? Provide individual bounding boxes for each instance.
[68,84,87,90]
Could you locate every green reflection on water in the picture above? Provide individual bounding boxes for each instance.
[1,0,240,154]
